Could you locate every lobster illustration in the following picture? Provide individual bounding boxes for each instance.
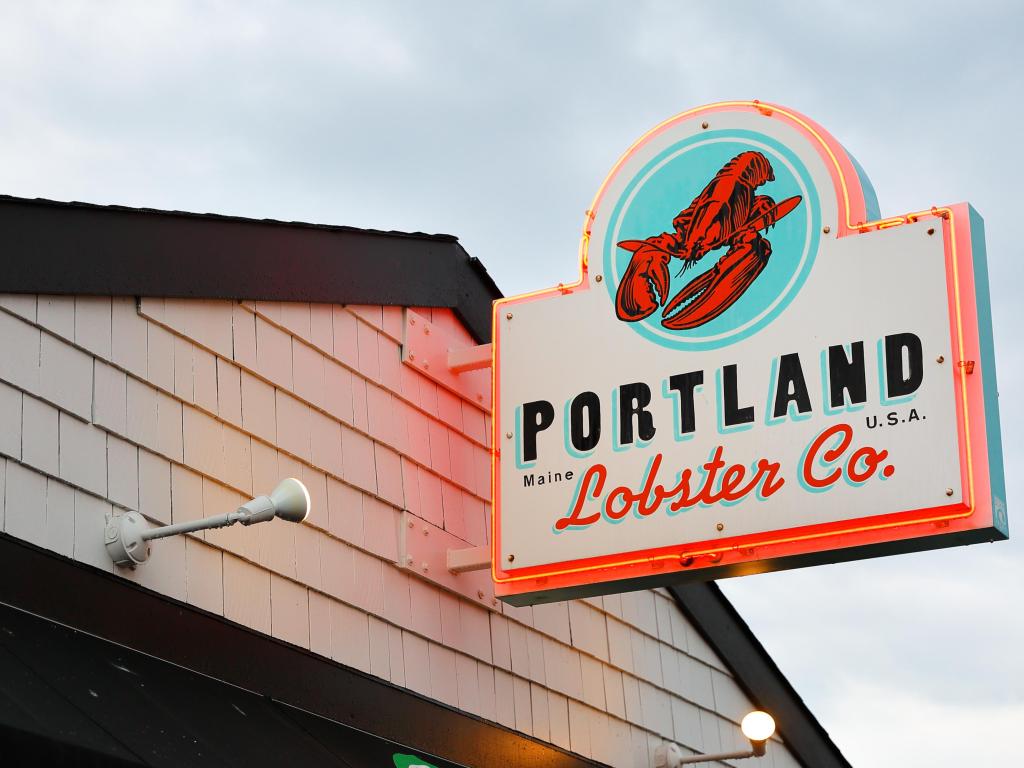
[614,150,801,330]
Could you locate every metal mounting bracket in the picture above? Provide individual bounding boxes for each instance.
[446,545,490,573]
[448,344,492,374]
[402,309,491,409]
[397,511,498,609]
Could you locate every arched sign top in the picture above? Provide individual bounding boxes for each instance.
[491,102,1006,606]
[579,101,881,274]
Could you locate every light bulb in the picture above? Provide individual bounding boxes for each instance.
[741,710,775,742]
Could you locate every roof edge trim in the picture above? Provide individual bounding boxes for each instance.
[0,195,502,343]
[669,582,852,768]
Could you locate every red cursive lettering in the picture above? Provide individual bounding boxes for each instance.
[801,423,894,490]
[555,463,606,530]
[554,449,785,531]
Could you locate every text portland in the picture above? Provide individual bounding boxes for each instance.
[517,332,924,462]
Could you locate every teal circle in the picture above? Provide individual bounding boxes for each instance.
[602,130,820,350]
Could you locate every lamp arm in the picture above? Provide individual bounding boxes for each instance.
[105,482,307,568]
[658,712,773,766]
[140,511,244,541]
[675,749,757,765]
[139,495,276,542]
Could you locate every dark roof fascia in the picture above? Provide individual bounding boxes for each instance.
[0,599,478,768]
[669,582,852,768]
[0,533,603,768]
[0,195,502,343]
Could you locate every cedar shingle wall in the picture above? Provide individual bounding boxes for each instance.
[0,294,800,768]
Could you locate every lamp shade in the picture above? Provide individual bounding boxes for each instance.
[269,478,310,523]
[740,711,776,742]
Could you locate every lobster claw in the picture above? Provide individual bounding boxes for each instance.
[661,233,771,330]
[614,236,674,322]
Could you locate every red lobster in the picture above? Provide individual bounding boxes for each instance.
[614,151,801,330]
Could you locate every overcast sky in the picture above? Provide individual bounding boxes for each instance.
[2,2,1021,765]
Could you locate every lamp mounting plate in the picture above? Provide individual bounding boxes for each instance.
[104,512,151,567]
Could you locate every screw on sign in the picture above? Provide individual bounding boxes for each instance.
[491,101,1006,606]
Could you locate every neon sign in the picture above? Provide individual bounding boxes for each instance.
[491,102,1007,605]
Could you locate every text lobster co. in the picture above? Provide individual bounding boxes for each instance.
[552,422,895,532]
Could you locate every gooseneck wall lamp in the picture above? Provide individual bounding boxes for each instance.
[654,711,776,767]
[105,478,311,567]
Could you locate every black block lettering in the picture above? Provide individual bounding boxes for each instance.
[772,353,812,418]
[569,392,601,453]
[722,364,755,427]
[827,342,867,409]
[521,400,555,462]
[618,383,656,445]
[885,333,924,399]
[666,371,703,436]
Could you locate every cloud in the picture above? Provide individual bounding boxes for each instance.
[722,535,1024,706]
[0,3,1021,765]
[823,677,1024,767]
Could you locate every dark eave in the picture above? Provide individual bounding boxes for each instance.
[0,534,600,768]
[0,195,502,343]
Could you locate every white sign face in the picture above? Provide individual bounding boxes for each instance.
[491,103,1006,605]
